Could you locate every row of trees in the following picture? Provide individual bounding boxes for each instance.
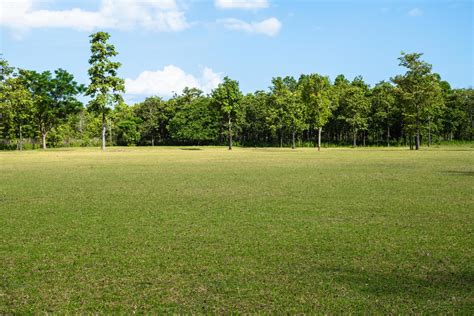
[1,32,473,151]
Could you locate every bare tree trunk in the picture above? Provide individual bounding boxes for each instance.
[151,135,155,147]
[317,127,322,151]
[428,116,431,147]
[291,130,295,149]
[353,131,357,147]
[101,113,106,151]
[415,128,420,150]
[228,116,232,150]
[108,119,113,147]
[42,132,47,150]
[280,131,283,148]
[387,126,390,147]
[363,132,366,146]
[19,124,23,151]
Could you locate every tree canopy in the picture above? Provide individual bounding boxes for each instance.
[1,49,472,151]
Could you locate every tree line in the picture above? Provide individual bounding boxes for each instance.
[1,32,473,151]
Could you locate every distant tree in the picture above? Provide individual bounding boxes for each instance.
[1,74,34,150]
[169,91,219,144]
[113,103,140,146]
[85,31,125,150]
[392,52,444,150]
[443,88,474,141]
[371,81,396,146]
[326,74,349,144]
[134,96,172,146]
[339,79,371,147]
[0,57,15,145]
[240,91,271,146]
[212,77,242,150]
[21,69,83,149]
[268,76,307,149]
[300,74,332,150]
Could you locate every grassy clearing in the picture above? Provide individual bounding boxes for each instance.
[1,146,473,313]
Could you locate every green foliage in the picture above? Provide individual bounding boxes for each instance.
[86,32,125,150]
[239,91,271,146]
[1,50,473,150]
[392,52,444,149]
[86,32,125,110]
[370,81,397,144]
[20,68,83,148]
[211,77,243,149]
[268,76,307,148]
[113,103,141,146]
[169,92,219,144]
[300,74,332,129]
[134,96,172,145]
[0,73,35,150]
[337,77,371,145]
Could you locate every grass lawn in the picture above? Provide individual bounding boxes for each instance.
[1,146,473,313]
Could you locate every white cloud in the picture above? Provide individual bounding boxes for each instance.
[0,0,189,34]
[408,8,423,17]
[215,0,269,10]
[125,65,222,97]
[219,17,281,36]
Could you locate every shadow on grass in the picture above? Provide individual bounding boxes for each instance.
[442,170,474,176]
[180,148,202,151]
[322,266,473,302]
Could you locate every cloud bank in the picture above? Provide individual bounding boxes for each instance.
[125,65,222,97]
[0,0,189,33]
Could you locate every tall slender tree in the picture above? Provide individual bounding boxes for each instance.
[212,77,242,150]
[86,32,125,150]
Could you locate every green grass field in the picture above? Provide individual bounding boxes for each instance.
[1,146,473,313]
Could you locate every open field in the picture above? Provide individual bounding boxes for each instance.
[1,146,473,313]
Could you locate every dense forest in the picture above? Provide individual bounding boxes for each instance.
[1,32,473,151]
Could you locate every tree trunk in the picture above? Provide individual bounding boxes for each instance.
[19,124,23,151]
[42,132,47,150]
[280,131,283,148]
[108,119,113,147]
[101,113,106,151]
[291,130,295,149]
[387,126,390,147]
[151,135,155,147]
[428,116,431,147]
[414,112,421,150]
[353,131,357,147]
[363,132,366,147]
[415,128,420,150]
[317,127,322,151]
[228,116,232,150]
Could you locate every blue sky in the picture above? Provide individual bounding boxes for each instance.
[1,0,472,102]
